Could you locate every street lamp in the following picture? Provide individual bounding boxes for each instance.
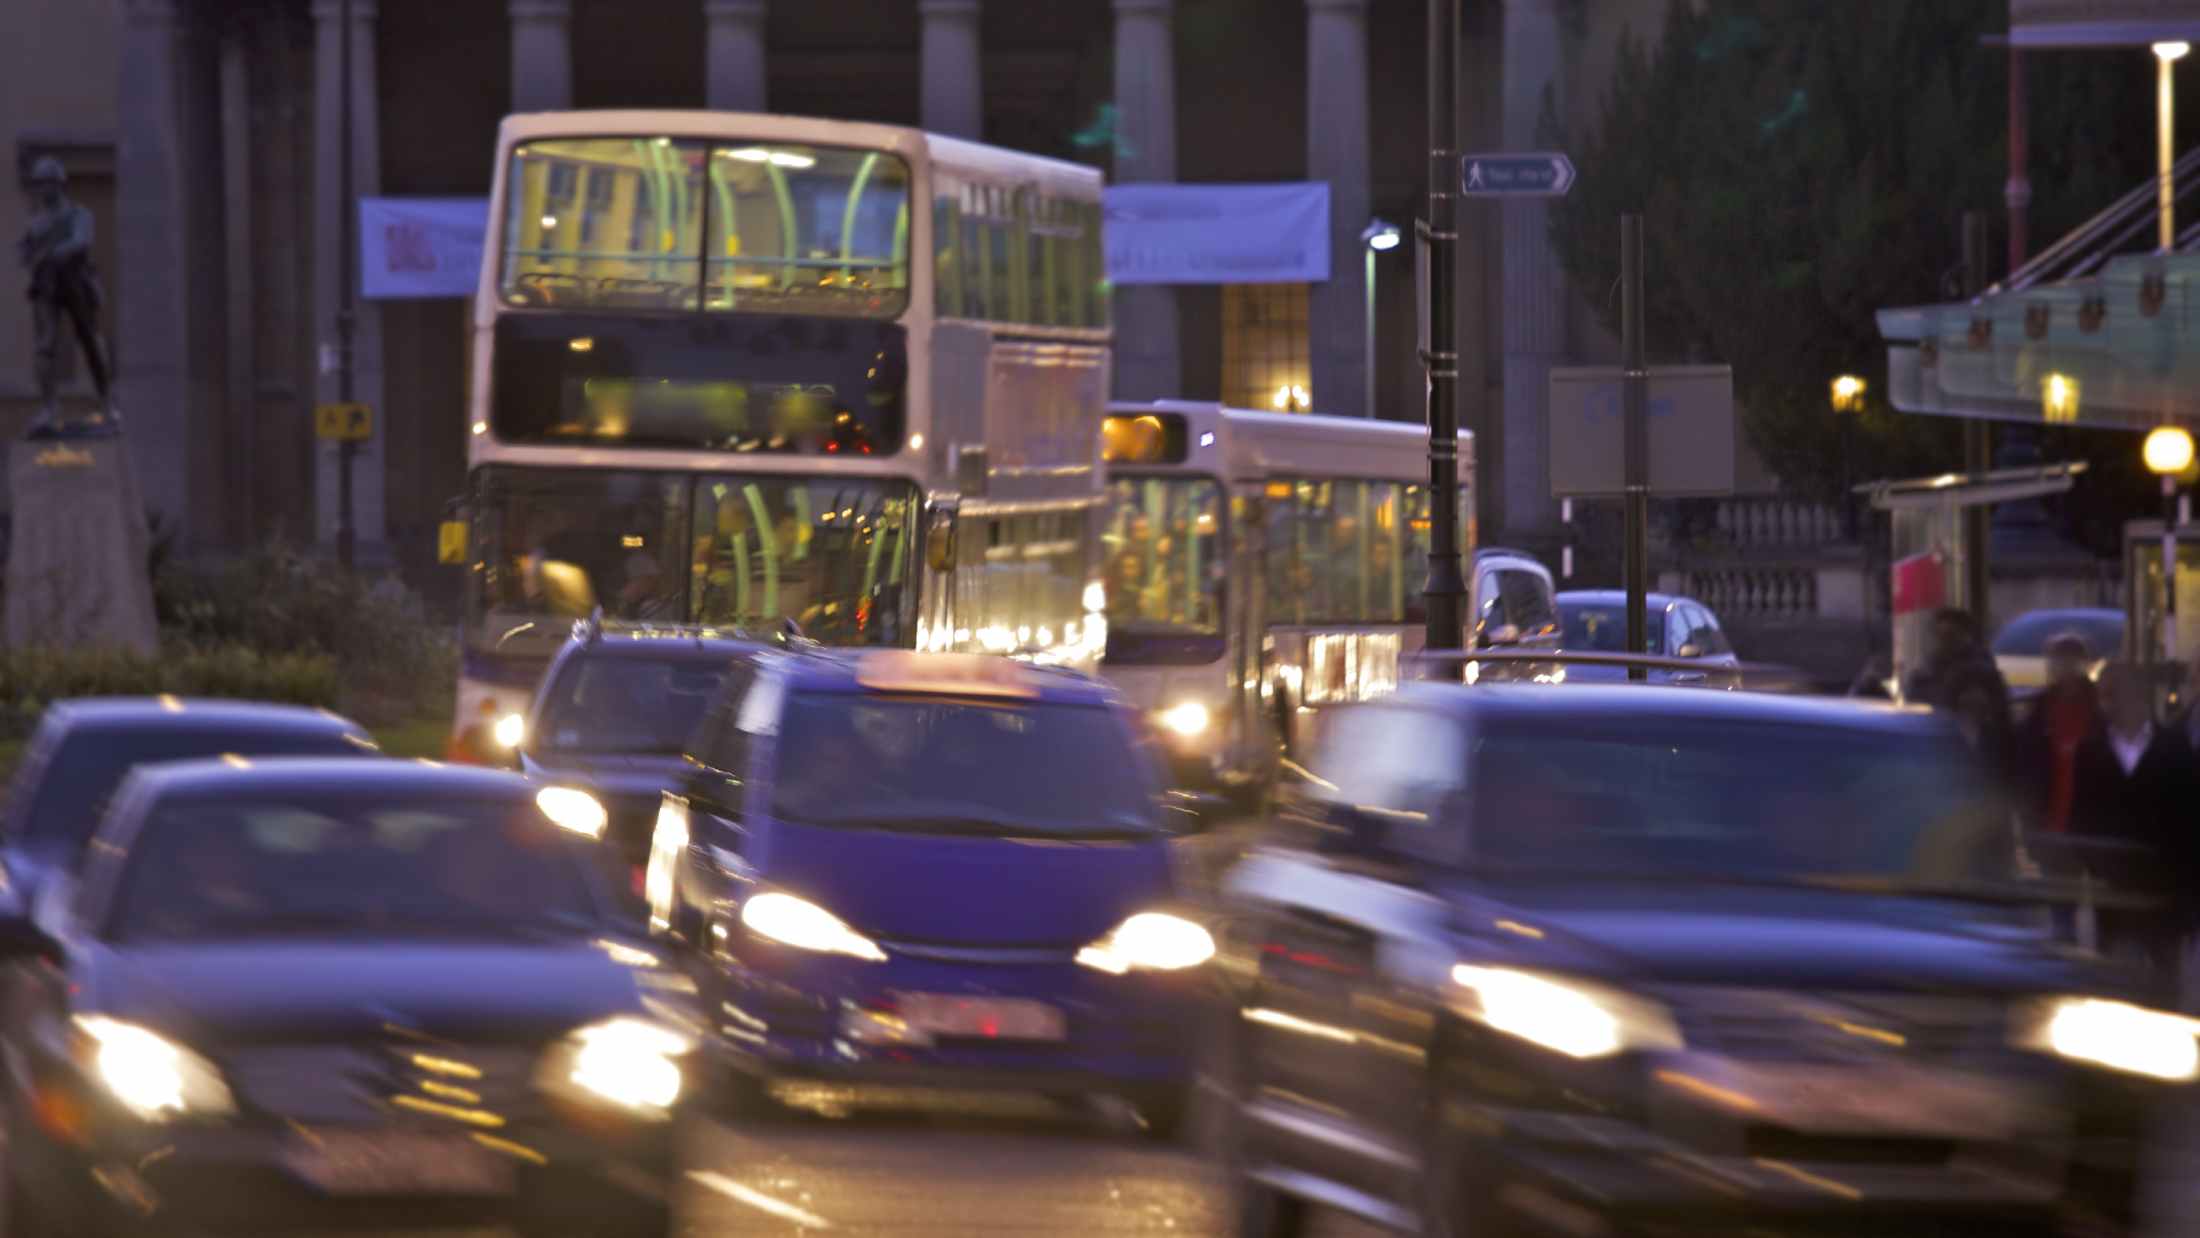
[2144,424,2194,667]
[1830,375,1867,537]
[1361,219,1401,419]
[2155,41,2188,252]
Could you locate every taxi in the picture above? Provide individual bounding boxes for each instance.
[645,650,1212,1136]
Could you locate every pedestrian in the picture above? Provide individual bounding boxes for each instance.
[2012,633,2104,834]
[1905,607,2014,772]
[2070,663,2197,977]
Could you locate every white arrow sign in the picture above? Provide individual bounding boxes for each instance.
[1460,152,1576,198]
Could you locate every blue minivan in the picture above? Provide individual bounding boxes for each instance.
[645,649,1212,1135]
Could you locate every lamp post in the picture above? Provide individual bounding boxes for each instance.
[2144,424,2194,670]
[1360,220,1400,420]
[1830,375,1866,539]
[2156,41,2188,252]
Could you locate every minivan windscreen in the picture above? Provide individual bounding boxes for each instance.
[770,696,1157,837]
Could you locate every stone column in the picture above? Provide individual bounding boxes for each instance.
[919,0,983,139]
[1111,0,1179,402]
[1306,0,1369,417]
[1499,0,1564,537]
[116,0,191,535]
[508,0,573,113]
[704,0,767,112]
[117,0,218,544]
[312,0,387,561]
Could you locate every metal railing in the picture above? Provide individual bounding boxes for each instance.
[1995,144,2200,294]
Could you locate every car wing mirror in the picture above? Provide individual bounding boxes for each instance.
[1677,642,1704,659]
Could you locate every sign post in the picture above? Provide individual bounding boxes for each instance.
[1421,0,1466,662]
[1622,216,1648,677]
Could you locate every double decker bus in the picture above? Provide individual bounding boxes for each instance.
[1099,402,1497,795]
[452,111,1112,755]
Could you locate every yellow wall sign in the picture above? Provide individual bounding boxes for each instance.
[437,520,468,565]
[315,402,373,441]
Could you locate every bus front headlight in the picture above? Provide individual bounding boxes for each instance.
[1158,702,1211,738]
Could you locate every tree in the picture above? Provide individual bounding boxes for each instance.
[1547,1,2154,513]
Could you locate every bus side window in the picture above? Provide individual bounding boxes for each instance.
[935,195,962,317]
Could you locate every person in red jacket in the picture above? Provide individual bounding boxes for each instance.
[2013,633,2104,833]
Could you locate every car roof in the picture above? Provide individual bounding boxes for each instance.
[47,698,367,735]
[1557,590,1689,611]
[558,634,760,661]
[768,649,1117,706]
[1394,681,1943,735]
[126,757,528,800]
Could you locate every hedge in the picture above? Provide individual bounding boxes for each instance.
[0,644,340,731]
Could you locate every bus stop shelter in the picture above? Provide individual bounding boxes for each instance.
[1858,462,2087,694]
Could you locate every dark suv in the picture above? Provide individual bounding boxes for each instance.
[511,620,760,902]
[1221,681,2182,1237]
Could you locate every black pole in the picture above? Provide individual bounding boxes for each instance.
[1622,215,1647,680]
[335,0,358,571]
[1421,0,1466,657]
[1960,210,1990,622]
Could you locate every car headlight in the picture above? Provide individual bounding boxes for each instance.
[1158,702,1211,738]
[492,712,525,749]
[1076,912,1216,974]
[2017,997,2200,1082]
[73,1016,235,1120]
[740,892,887,961]
[535,786,607,838]
[1449,966,1682,1059]
[564,1017,692,1111]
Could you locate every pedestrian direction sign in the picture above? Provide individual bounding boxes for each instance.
[1460,152,1576,198]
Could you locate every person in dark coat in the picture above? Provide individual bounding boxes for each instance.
[2069,664,2198,972]
[2013,633,2105,834]
[1906,608,2014,774]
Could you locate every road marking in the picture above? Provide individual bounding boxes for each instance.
[689,1170,833,1229]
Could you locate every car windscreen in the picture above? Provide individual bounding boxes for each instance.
[1991,611,2125,659]
[769,694,1157,838]
[537,656,731,755]
[15,729,372,859]
[1468,720,2007,883]
[1559,602,1664,652]
[105,791,603,944]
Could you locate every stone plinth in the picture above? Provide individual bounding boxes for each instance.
[6,435,157,655]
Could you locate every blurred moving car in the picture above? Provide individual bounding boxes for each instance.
[1993,608,2123,695]
[0,759,693,1238]
[1555,590,1738,683]
[1223,677,2185,1238]
[504,618,756,904]
[647,649,1212,1136]
[0,697,377,898]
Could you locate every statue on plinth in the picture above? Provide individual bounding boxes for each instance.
[18,156,118,439]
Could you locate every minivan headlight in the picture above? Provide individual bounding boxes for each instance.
[2016,997,2200,1082]
[741,892,887,961]
[1076,912,1216,974]
[1449,966,1681,1060]
[73,1016,236,1121]
[565,1017,692,1111]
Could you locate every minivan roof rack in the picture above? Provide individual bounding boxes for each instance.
[1402,649,1815,693]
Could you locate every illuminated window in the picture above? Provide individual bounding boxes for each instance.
[1221,284,1311,413]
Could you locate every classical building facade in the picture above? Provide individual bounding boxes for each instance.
[7,0,1663,594]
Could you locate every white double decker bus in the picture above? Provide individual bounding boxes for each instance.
[1099,402,1513,796]
[452,111,1112,755]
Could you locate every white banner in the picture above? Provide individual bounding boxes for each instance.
[1103,183,1330,285]
[359,197,488,299]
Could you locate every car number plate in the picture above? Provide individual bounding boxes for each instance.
[1728,1063,2031,1136]
[897,993,1065,1041]
[285,1131,515,1196]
